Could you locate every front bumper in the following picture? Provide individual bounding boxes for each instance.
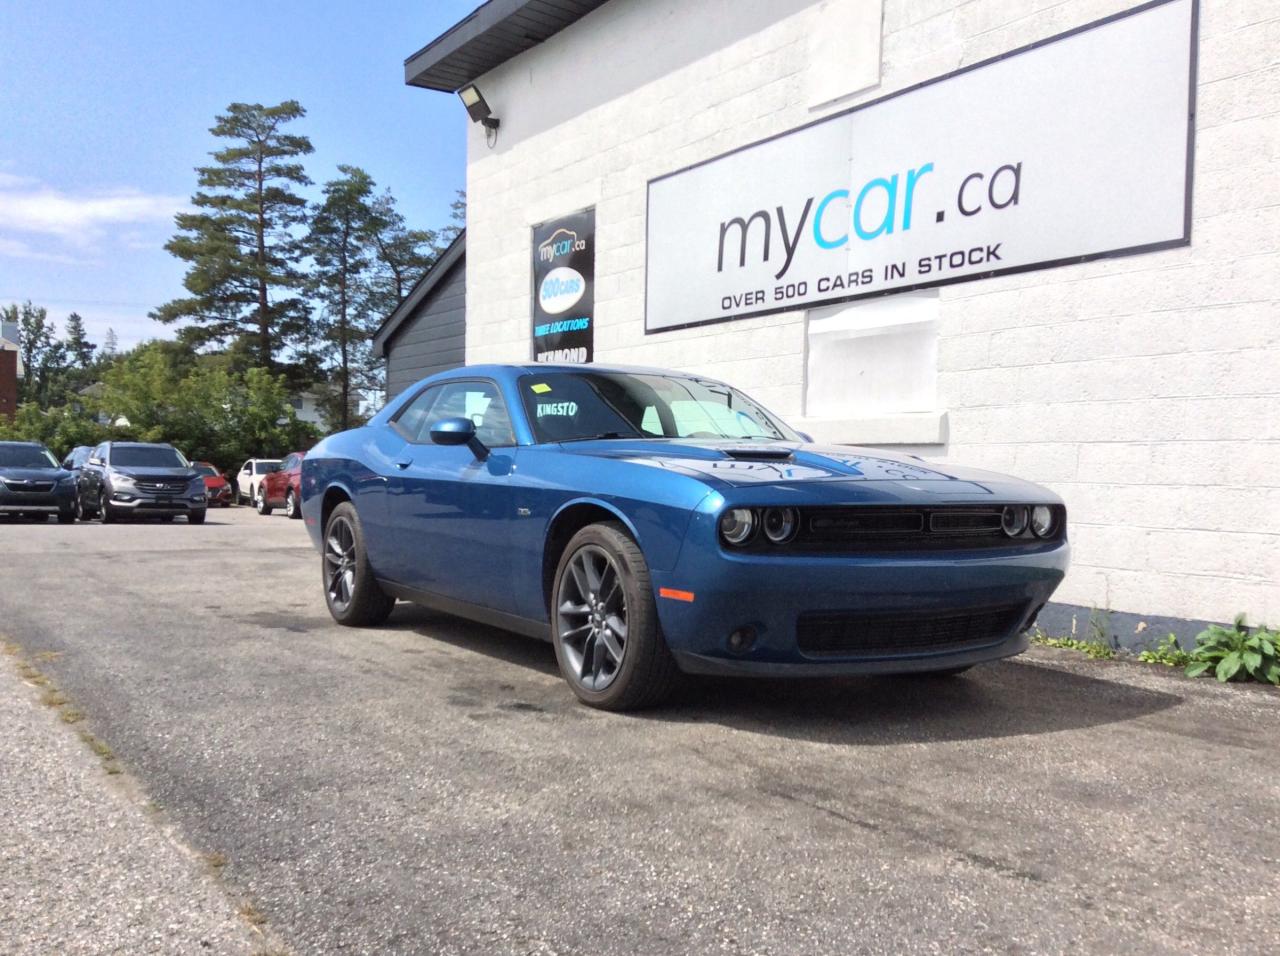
[651,513,1069,676]
[0,486,75,513]
[109,489,207,515]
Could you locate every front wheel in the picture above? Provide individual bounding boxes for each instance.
[75,492,91,521]
[256,488,273,515]
[57,508,76,524]
[322,502,394,626]
[285,489,301,520]
[97,490,116,524]
[551,522,678,711]
[188,509,207,525]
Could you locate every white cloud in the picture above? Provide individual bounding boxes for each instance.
[0,181,186,246]
[0,236,84,264]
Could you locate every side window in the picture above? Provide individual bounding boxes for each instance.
[392,385,444,442]
[285,455,299,470]
[394,381,515,447]
[93,444,107,463]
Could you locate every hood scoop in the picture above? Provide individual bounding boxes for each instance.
[720,446,795,462]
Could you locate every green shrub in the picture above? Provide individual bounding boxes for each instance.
[1185,615,1280,685]
[1138,633,1193,668]
[1031,634,1117,660]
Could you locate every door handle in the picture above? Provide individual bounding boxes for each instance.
[394,457,413,470]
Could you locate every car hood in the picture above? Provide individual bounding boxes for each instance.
[112,467,199,481]
[0,467,70,482]
[558,438,1019,490]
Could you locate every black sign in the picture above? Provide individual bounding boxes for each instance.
[531,207,594,364]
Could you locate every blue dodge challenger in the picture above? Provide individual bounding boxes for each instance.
[301,364,1068,709]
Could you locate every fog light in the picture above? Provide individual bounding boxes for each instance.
[1001,505,1029,537]
[720,508,756,545]
[1030,505,1055,537]
[762,507,798,543]
[727,627,757,654]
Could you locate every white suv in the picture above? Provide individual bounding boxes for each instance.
[235,458,281,506]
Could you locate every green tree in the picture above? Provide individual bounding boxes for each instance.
[367,188,440,307]
[63,312,96,369]
[308,165,382,431]
[152,100,314,373]
[3,301,69,407]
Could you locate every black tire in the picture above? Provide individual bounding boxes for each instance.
[97,490,116,524]
[57,509,76,524]
[256,488,273,515]
[551,521,678,711]
[159,515,175,523]
[188,509,207,525]
[322,502,394,626]
[75,492,93,520]
[285,490,301,520]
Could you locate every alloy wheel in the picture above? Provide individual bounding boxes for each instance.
[324,516,357,614]
[556,544,629,692]
[286,491,297,518]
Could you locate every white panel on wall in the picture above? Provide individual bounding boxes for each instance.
[805,0,883,108]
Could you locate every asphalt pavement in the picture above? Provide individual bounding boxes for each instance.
[0,506,1276,955]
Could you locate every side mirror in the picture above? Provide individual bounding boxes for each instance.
[89,457,104,466]
[430,416,489,460]
[796,431,815,444]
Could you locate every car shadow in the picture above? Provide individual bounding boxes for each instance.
[386,605,1183,745]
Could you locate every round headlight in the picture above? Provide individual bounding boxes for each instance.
[1030,505,1055,538]
[720,508,756,545]
[762,507,798,543]
[1001,505,1029,537]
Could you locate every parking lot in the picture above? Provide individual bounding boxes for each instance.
[1,506,1277,955]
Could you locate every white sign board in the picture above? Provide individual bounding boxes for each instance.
[645,0,1196,332]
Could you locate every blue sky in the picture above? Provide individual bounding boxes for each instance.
[0,0,479,348]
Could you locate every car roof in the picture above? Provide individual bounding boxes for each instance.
[108,441,175,448]
[0,440,47,447]
[440,362,731,383]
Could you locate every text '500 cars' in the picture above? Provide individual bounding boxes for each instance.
[301,365,1068,710]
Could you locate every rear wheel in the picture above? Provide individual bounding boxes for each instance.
[285,489,301,520]
[551,522,678,710]
[323,502,394,626]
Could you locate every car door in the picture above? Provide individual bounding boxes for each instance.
[79,443,108,504]
[268,455,294,504]
[382,379,519,611]
[237,461,253,500]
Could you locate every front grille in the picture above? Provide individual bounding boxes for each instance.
[796,604,1027,658]
[4,480,55,494]
[135,479,188,494]
[787,505,1064,552]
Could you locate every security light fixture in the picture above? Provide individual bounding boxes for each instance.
[458,84,499,131]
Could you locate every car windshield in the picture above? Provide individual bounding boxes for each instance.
[110,446,187,468]
[254,461,279,474]
[195,464,219,477]
[518,371,800,444]
[0,445,58,468]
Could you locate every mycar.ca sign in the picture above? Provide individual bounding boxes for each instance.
[532,207,595,362]
[645,0,1197,333]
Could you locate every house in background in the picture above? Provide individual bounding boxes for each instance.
[371,231,465,401]
[1,320,20,421]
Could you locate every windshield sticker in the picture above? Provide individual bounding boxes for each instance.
[537,402,578,417]
[530,383,552,394]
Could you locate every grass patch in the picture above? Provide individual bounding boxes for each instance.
[59,708,86,724]
[33,650,63,662]
[1137,633,1193,668]
[40,689,68,707]
[239,902,267,927]
[1031,633,1117,660]
[205,851,228,869]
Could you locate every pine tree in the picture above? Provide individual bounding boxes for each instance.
[308,166,381,431]
[152,100,314,373]
[367,189,439,307]
[63,312,97,369]
[103,328,119,357]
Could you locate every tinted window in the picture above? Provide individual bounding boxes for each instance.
[394,382,515,447]
[254,461,280,474]
[517,372,798,443]
[109,446,186,468]
[0,445,57,468]
[195,464,219,477]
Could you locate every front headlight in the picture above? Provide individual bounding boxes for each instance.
[720,508,756,546]
[112,473,136,488]
[1001,505,1029,537]
[1030,505,1056,538]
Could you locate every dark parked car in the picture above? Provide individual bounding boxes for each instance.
[256,451,305,518]
[0,441,77,523]
[61,445,94,472]
[194,462,234,507]
[76,442,208,524]
[301,364,1069,710]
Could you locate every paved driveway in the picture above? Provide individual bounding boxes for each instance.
[1,508,1276,954]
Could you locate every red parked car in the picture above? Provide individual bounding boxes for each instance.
[256,450,305,519]
[194,462,234,507]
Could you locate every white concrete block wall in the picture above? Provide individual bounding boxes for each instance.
[462,0,1280,625]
